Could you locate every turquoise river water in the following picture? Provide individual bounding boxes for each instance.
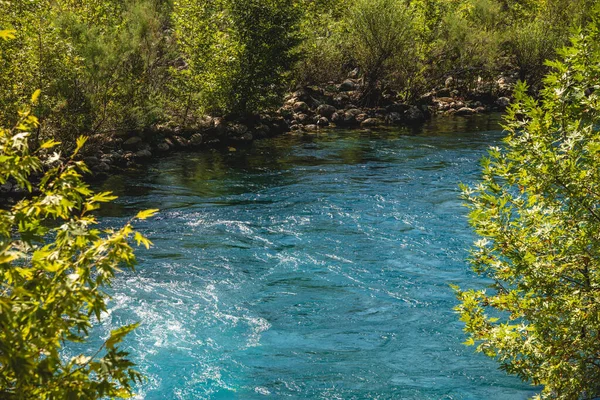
[91,115,537,399]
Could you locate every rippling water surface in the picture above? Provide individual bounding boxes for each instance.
[93,115,535,399]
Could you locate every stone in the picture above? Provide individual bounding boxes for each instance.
[83,156,99,167]
[496,97,511,108]
[304,124,318,132]
[361,118,383,127]
[316,117,329,127]
[455,107,476,116]
[316,104,336,119]
[385,112,402,124]
[0,182,13,193]
[296,113,311,124]
[240,132,253,142]
[339,79,359,92]
[173,136,189,148]
[356,113,368,123]
[190,133,203,146]
[445,76,454,88]
[292,101,309,113]
[96,162,111,172]
[123,136,142,150]
[156,142,170,152]
[404,106,426,123]
[134,149,152,159]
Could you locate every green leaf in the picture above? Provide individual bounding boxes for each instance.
[135,209,159,220]
[106,323,140,350]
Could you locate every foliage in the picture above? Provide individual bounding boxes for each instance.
[172,0,301,119]
[0,87,155,397]
[455,17,600,399]
[345,0,420,104]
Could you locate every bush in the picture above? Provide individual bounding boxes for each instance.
[455,16,600,398]
[172,0,301,119]
[346,0,419,104]
[0,90,156,398]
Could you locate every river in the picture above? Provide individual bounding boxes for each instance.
[92,114,536,399]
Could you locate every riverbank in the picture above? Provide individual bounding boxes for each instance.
[0,73,515,201]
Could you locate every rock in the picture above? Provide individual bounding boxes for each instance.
[190,133,203,146]
[436,88,452,97]
[290,124,301,131]
[96,162,111,173]
[295,113,311,124]
[340,108,362,126]
[316,117,330,127]
[316,104,336,119]
[293,101,309,113]
[348,67,360,79]
[385,112,403,124]
[156,142,170,152]
[386,103,410,113]
[331,111,344,124]
[83,156,99,167]
[339,79,359,92]
[173,136,189,148]
[404,106,426,123]
[455,107,476,116]
[333,94,350,108]
[240,132,253,142]
[214,117,226,136]
[134,149,152,159]
[361,118,383,127]
[417,92,434,106]
[0,182,13,193]
[228,123,248,136]
[123,136,143,150]
[496,97,511,108]
[445,76,454,88]
[356,113,368,124]
[304,124,318,132]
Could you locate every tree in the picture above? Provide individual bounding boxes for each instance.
[346,0,419,104]
[0,35,154,396]
[455,15,600,399]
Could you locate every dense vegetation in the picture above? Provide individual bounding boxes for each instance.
[0,0,595,146]
[456,13,600,399]
[3,0,600,398]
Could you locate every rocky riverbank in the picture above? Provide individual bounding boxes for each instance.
[0,72,517,201]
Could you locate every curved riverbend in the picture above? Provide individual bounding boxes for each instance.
[92,115,535,399]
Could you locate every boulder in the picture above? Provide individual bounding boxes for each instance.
[455,107,476,116]
[96,162,111,173]
[496,97,511,108]
[304,124,318,132]
[293,101,310,113]
[316,104,336,119]
[190,133,203,146]
[339,79,359,92]
[316,117,330,127]
[404,106,426,123]
[134,149,152,159]
[173,136,189,148]
[385,112,403,124]
[123,136,143,150]
[156,142,170,152]
[361,118,383,127]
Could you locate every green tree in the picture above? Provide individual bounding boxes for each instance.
[0,54,154,398]
[455,16,600,399]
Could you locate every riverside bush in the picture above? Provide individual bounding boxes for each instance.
[456,15,600,398]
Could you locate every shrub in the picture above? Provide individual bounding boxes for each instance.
[455,16,600,398]
[0,84,154,397]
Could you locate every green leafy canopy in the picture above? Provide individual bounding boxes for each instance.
[0,88,157,398]
[455,11,600,400]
